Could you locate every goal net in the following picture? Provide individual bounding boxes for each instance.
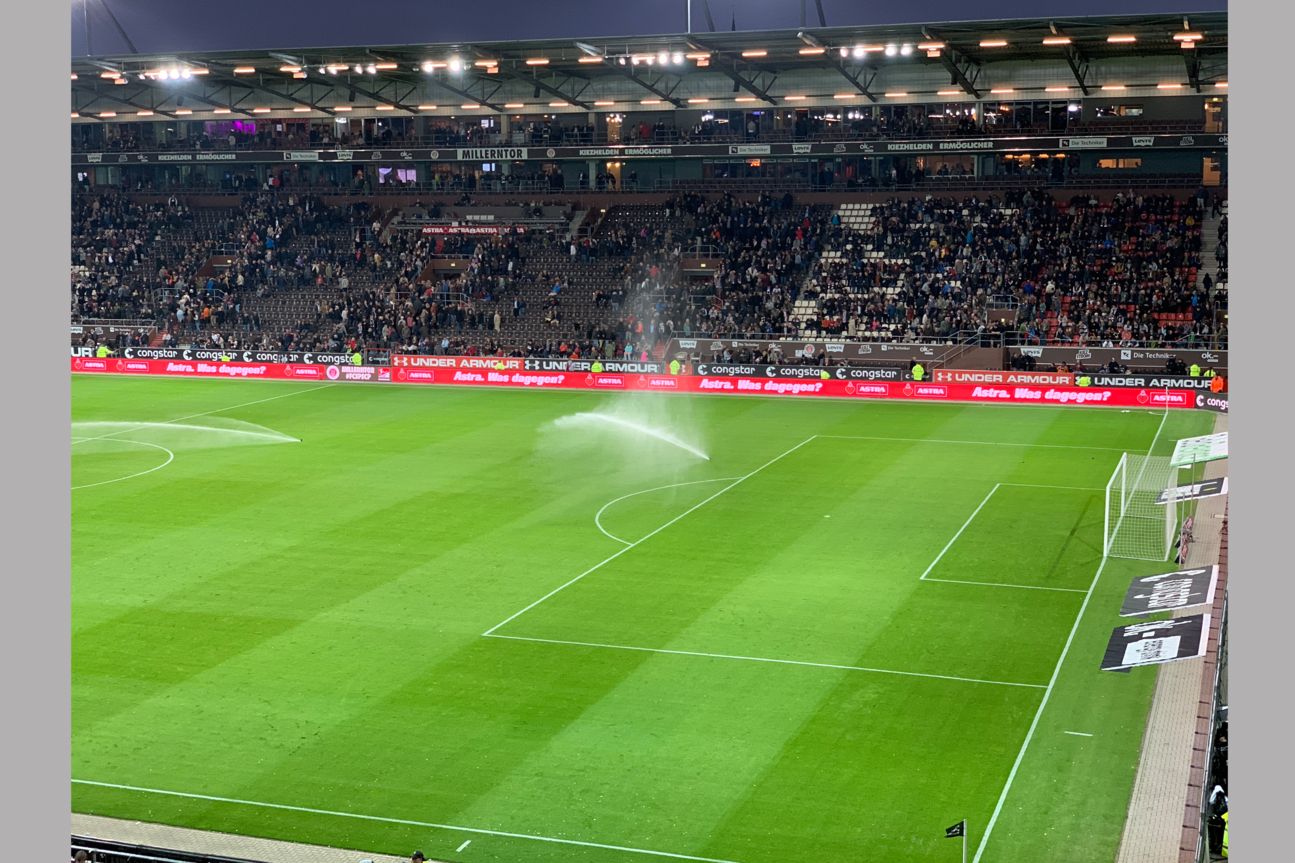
[1104,452,1180,561]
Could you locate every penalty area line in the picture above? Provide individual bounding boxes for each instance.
[919,485,1000,581]
[70,780,742,863]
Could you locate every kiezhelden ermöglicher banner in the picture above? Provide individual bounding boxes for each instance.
[1119,566,1219,617]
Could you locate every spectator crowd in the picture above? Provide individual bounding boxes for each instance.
[72,186,1227,359]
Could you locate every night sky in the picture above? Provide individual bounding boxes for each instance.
[72,0,1227,57]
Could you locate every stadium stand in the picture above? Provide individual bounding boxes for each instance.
[72,188,1228,359]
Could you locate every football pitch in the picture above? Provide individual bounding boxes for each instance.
[71,376,1214,863]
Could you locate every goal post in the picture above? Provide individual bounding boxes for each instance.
[1104,452,1179,561]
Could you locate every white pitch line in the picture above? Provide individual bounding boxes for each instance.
[922,577,1088,594]
[919,485,1000,581]
[1064,731,1094,737]
[72,383,335,445]
[482,437,818,636]
[970,556,1109,863]
[456,839,472,853]
[71,439,175,490]
[70,780,741,863]
[484,634,1047,689]
[972,407,1170,863]
[999,482,1103,492]
[594,478,741,546]
[817,434,1130,453]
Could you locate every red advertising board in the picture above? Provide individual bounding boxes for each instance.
[418,225,527,235]
[71,358,1193,408]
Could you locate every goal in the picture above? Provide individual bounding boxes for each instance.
[1104,452,1180,561]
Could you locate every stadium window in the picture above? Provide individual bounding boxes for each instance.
[1097,158,1144,169]
[1095,104,1144,119]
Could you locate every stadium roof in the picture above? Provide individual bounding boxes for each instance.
[71,12,1227,120]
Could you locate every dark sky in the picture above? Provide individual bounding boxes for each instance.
[72,0,1227,57]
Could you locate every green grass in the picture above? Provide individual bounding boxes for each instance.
[71,377,1214,863]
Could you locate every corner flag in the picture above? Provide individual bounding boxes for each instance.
[946,819,968,862]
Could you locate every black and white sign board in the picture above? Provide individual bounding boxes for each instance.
[1155,477,1228,505]
[1100,614,1210,672]
[1119,566,1219,617]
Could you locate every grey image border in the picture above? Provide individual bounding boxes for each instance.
[14,0,1290,859]
[7,0,70,859]
[1229,0,1288,857]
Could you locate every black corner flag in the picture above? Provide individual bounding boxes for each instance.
[946,819,968,863]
